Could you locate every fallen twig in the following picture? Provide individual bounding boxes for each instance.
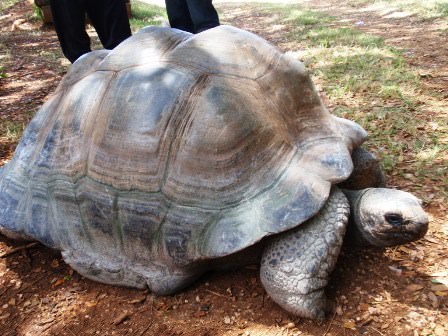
[205,289,229,298]
[139,322,153,336]
[0,242,40,258]
[113,311,131,325]
[322,310,337,336]
[0,284,13,297]
[369,326,386,336]
[63,324,77,336]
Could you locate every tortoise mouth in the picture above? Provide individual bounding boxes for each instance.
[373,220,428,246]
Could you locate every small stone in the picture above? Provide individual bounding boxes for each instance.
[286,322,295,329]
[336,305,344,315]
[381,323,390,330]
[224,316,231,324]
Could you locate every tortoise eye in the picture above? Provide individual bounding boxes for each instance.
[385,213,403,226]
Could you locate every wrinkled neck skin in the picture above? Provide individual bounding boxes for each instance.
[342,189,373,246]
[342,188,429,247]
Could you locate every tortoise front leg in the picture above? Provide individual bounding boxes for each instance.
[260,188,349,319]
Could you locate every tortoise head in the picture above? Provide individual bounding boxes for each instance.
[344,188,428,247]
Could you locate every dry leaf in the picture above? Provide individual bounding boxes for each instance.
[399,246,413,254]
[194,310,207,318]
[406,284,424,292]
[52,278,65,287]
[358,303,369,311]
[343,320,356,329]
[38,318,55,326]
[431,284,448,292]
[50,259,60,268]
[128,297,146,304]
[424,237,440,244]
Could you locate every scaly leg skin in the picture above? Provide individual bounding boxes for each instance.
[260,187,349,319]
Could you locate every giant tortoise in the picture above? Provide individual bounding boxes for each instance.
[0,25,428,318]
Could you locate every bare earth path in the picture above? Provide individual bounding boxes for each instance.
[0,1,447,335]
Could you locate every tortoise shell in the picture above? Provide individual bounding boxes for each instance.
[0,26,366,267]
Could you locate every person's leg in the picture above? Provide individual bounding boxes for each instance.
[50,0,90,63]
[165,0,195,33]
[86,0,131,50]
[186,0,219,33]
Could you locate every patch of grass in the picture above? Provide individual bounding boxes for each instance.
[0,0,20,13]
[308,47,419,102]
[32,4,44,22]
[0,66,6,78]
[130,0,167,31]
[0,42,11,77]
[304,27,384,48]
[261,5,385,48]
[345,0,448,19]
[262,6,332,26]
[0,121,27,146]
[437,1,448,16]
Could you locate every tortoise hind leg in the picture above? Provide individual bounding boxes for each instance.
[61,249,203,295]
[260,187,349,319]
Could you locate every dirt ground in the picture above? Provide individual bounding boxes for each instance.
[0,1,447,335]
